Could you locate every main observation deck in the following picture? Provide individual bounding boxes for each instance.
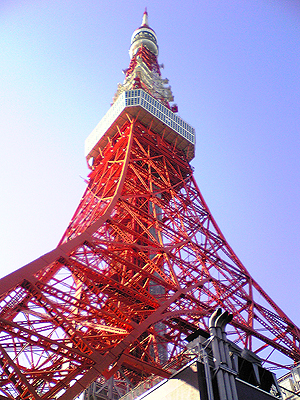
[85,89,195,163]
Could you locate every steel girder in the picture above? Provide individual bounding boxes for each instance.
[0,117,299,399]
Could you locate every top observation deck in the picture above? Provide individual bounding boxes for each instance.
[85,89,195,164]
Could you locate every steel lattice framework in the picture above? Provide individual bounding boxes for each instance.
[0,11,299,400]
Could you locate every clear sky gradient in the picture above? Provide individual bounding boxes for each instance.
[1,0,300,337]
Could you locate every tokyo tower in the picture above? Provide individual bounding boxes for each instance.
[0,11,299,400]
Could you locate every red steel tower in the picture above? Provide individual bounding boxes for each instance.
[0,11,299,400]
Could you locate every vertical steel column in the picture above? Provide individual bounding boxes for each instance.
[209,309,228,400]
[199,345,215,400]
[209,309,238,400]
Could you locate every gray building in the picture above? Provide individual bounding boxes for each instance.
[278,365,300,399]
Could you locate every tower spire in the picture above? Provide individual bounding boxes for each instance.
[129,10,158,59]
[142,7,148,26]
[113,11,175,107]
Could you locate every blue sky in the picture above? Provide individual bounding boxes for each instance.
[1,0,300,332]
